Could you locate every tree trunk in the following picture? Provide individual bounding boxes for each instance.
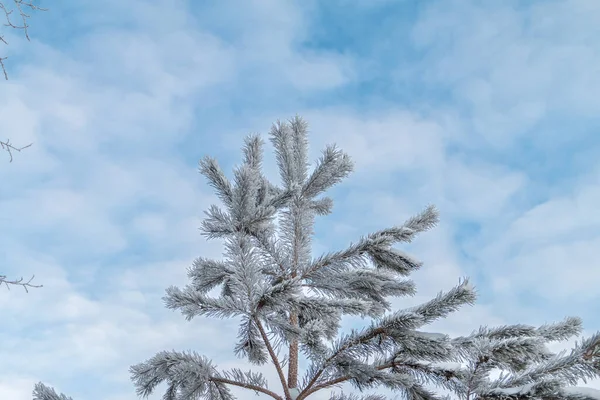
[288,312,299,392]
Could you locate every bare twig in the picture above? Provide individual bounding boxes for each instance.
[0,1,45,161]
[1,138,32,161]
[0,274,43,292]
[0,0,48,80]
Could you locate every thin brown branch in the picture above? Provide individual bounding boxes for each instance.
[0,0,49,80]
[0,274,43,292]
[298,358,460,400]
[1,0,48,40]
[298,361,396,400]
[1,138,32,161]
[210,376,283,400]
[299,326,387,399]
[255,316,292,400]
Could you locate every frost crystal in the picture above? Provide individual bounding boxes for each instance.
[33,117,600,400]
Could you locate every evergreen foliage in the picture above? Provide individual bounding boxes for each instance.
[34,116,600,400]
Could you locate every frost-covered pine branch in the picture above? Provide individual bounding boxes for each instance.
[33,116,600,400]
[32,382,73,400]
[130,116,600,400]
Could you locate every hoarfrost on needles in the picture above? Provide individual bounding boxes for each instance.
[415,331,449,340]
[30,116,600,400]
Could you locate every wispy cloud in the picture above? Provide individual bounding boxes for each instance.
[1,0,598,399]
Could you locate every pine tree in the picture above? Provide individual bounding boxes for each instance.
[34,116,600,400]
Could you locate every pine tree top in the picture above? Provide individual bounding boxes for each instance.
[35,116,600,400]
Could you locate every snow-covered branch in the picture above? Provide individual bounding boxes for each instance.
[35,116,600,400]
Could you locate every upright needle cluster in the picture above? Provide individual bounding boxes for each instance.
[34,116,600,400]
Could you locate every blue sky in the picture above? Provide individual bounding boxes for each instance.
[1,0,600,399]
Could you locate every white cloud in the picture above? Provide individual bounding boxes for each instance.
[1,0,599,399]
[476,169,600,302]
[412,0,600,147]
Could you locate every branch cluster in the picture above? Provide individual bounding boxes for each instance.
[0,0,47,79]
[31,117,600,400]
